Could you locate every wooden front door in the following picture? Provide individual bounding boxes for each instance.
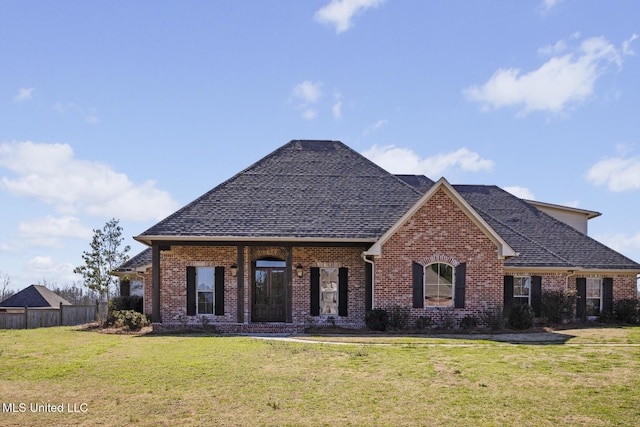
[252,260,286,322]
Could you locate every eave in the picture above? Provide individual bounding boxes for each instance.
[365,177,517,259]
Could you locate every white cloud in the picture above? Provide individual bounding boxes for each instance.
[292,81,323,120]
[362,145,494,176]
[464,35,625,116]
[594,231,640,261]
[363,119,388,136]
[53,102,100,124]
[26,256,77,282]
[503,186,536,200]
[586,156,640,192]
[0,141,179,221]
[332,92,343,119]
[14,87,35,102]
[622,33,638,55]
[18,215,93,247]
[315,0,385,34]
[538,0,563,14]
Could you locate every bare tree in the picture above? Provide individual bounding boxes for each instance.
[0,272,14,302]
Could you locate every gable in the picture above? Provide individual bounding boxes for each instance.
[366,178,516,259]
[0,285,71,308]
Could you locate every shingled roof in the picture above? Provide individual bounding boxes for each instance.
[134,139,639,271]
[137,140,424,243]
[0,285,72,308]
[454,185,640,270]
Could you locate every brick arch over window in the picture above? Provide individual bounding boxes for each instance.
[417,254,460,268]
[250,246,287,261]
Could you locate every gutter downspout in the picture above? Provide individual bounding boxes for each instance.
[362,252,375,309]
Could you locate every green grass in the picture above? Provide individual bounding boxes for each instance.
[0,327,639,426]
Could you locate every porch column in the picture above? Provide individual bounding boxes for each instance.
[236,244,245,323]
[151,243,161,323]
[285,245,292,323]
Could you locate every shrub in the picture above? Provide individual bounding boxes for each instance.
[480,307,504,331]
[365,309,388,331]
[613,299,640,324]
[387,305,410,330]
[541,289,576,324]
[508,304,534,330]
[459,315,479,330]
[109,296,143,313]
[437,307,456,331]
[414,316,432,330]
[108,310,149,331]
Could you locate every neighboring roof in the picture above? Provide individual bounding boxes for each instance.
[114,248,152,273]
[454,185,640,270]
[366,178,517,259]
[0,285,72,308]
[137,140,424,244]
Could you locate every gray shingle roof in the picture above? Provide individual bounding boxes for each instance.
[454,185,640,270]
[0,285,72,308]
[135,139,639,271]
[138,140,423,241]
[116,248,152,272]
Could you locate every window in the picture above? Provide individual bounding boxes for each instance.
[130,280,144,297]
[320,268,338,315]
[197,267,214,315]
[586,278,602,316]
[424,263,453,307]
[513,276,531,305]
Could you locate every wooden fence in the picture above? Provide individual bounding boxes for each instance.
[0,302,108,329]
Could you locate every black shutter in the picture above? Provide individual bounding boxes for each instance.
[310,267,320,316]
[120,280,131,297]
[215,267,225,316]
[364,262,373,312]
[602,278,613,315]
[412,262,424,308]
[338,267,348,316]
[503,276,514,312]
[576,278,587,320]
[186,266,196,316]
[531,276,542,317]
[454,263,466,309]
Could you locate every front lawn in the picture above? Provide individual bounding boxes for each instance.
[0,326,639,426]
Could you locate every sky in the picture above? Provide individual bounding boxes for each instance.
[1,0,639,292]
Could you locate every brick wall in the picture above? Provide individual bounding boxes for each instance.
[153,245,366,328]
[375,188,505,323]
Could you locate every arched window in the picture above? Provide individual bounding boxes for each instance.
[424,263,453,307]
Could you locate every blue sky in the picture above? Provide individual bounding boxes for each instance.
[1,0,639,292]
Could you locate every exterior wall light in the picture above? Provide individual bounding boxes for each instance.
[230,263,238,277]
[296,264,304,278]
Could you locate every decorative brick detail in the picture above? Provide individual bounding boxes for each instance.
[417,254,460,267]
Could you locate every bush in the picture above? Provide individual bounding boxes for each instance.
[365,309,388,331]
[414,316,432,330]
[508,304,534,330]
[481,307,504,331]
[436,307,457,331]
[108,310,149,331]
[387,305,410,330]
[613,299,640,324]
[109,296,143,313]
[541,290,576,324]
[459,315,479,330]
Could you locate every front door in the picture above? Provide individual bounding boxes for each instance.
[252,260,286,322]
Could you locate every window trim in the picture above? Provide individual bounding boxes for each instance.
[319,267,339,316]
[196,266,215,315]
[513,276,531,305]
[423,262,454,308]
[585,277,603,316]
